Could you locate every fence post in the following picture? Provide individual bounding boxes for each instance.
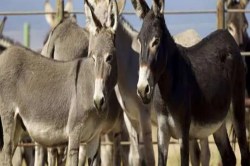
[217,0,225,29]
[23,23,30,48]
[56,0,64,25]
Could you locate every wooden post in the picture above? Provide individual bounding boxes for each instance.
[56,0,64,25]
[23,23,30,48]
[217,0,225,29]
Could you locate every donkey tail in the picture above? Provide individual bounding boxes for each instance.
[0,117,3,151]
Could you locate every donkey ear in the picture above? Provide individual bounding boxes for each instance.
[44,0,55,27]
[117,0,126,15]
[65,0,73,13]
[131,0,150,19]
[105,0,118,33]
[85,0,102,34]
[0,16,7,35]
[240,0,250,8]
[152,0,164,15]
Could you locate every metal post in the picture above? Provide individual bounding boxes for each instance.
[217,0,225,29]
[23,23,30,48]
[56,0,64,25]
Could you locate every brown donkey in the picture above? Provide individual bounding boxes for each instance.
[132,0,250,165]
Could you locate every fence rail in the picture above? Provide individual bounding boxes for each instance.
[1,8,250,16]
[18,140,248,147]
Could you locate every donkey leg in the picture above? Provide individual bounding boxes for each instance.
[113,132,122,166]
[139,109,155,166]
[189,139,200,166]
[123,112,140,166]
[101,134,113,166]
[57,146,67,166]
[47,147,57,166]
[1,113,16,166]
[232,77,250,166]
[180,127,190,166]
[87,135,101,166]
[67,136,80,166]
[157,113,170,166]
[200,138,210,166]
[213,123,236,166]
[78,145,87,166]
[12,114,26,166]
[34,144,45,166]
[232,57,250,166]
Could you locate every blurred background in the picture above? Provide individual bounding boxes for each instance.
[0,0,249,49]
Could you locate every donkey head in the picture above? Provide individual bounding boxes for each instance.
[85,0,118,111]
[132,0,166,104]
[44,0,76,28]
[226,0,249,49]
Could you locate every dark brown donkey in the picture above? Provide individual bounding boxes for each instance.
[132,0,250,165]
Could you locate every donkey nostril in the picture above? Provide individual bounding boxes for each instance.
[100,97,104,107]
[145,85,150,95]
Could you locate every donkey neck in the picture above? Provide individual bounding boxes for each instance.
[115,17,139,86]
[158,27,192,103]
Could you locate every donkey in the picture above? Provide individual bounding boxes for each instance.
[226,0,250,138]
[43,1,126,166]
[132,0,250,166]
[0,0,119,165]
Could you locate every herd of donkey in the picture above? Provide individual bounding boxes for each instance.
[1,0,250,165]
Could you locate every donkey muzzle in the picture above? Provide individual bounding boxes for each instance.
[137,66,153,104]
[94,96,105,111]
[137,83,151,104]
[94,78,105,111]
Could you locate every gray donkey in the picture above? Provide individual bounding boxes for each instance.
[0,0,119,165]
[42,1,125,166]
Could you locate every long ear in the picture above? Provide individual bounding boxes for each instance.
[117,0,126,15]
[152,0,164,15]
[105,0,118,33]
[240,0,250,8]
[131,0,150,19]
[0,16,7,34]
[85,0,102,34]
[44,0,55,27]
[65,0,73,13]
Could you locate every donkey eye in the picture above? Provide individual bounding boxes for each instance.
[152,38,160,47]
[106,54,113,63]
